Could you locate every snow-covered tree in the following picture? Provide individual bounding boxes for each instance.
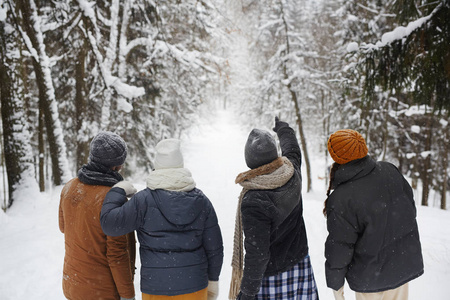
[0,3,39,208]
[1,0,227,203]
[11,0,72,185]
[231,0,322,191]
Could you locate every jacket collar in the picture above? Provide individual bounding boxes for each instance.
[333,155,376,188]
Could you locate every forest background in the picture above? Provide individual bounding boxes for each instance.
[0,0,449,212]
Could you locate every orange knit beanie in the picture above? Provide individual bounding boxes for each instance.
[327,129,368,164]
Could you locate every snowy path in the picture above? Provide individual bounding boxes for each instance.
[0,108,449,299]
[182,109,250,299]
[181,109,333,299]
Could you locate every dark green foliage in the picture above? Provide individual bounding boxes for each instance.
[363,0,450,112]
[341,0,449,208]
[391,0,420,24]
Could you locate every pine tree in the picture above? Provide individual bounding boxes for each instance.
[356,0,450,208]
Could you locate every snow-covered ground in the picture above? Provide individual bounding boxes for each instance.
[0,108,449,299]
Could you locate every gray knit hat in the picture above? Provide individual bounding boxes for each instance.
[245,129,278,169]
[89,131,127,167]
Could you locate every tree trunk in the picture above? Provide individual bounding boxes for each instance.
[381,95,390,162]
[421,116,433,206]
[321,90,331,189]
[441,125,448,210]
[34,64,64,185]
[279,1,312,192]
[38,106,45,191]
[0,20,37,208]
[16,0,70,185]
[1,137,7,211]
[75,46,89,170]
[290,88,312,192]
[0,35,20,208]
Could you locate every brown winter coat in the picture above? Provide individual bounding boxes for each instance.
[59,178,136,300]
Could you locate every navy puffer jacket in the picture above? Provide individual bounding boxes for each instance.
[101,187,223,296]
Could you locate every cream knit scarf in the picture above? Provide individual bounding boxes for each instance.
[146,168,196,192]
[228,157,295,299]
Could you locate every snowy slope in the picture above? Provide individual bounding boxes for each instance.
[0,108,449,299]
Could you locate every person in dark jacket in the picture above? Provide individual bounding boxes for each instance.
[324,129,424,300]
[100,138,224,300]
[229,117,318,300]
[59,131,136,300]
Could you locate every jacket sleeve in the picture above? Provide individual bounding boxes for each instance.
[106,232,135,298]
[240,194,273,297]
[101,187,144,236]
[59,200,64,233]
[324,195,359,290]
[59,184,69,234]
[203,200,224,281]
[276,125,301,171]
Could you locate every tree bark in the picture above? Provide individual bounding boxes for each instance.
[16,0,70,185]
[75,46,89,170]
[441,125,448,210]
[0,32,21,208]
[0,19,36,208]
[289,86,313,192]
[279,0,312,192]
[421,116,433,206]
[38,105,45,191]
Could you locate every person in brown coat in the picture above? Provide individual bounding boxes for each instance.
[59,131,136,300]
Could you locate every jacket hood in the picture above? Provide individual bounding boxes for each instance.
[333,155,376,188]
[153,189,205,226]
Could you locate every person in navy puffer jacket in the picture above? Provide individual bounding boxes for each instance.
[101,138,223,300]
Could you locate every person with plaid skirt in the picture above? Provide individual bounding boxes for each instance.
[229,117,319,300]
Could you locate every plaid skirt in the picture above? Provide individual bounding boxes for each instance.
[256,255,319,300]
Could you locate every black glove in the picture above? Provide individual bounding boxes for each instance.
[273,116,289,133]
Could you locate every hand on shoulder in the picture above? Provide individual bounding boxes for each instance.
[113,181,137,197]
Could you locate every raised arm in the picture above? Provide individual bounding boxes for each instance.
[273,117,301,170]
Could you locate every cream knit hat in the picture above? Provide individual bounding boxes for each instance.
[154,138,184,170]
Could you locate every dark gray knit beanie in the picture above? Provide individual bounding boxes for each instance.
[89,131,127,167]
[245,129,278,169]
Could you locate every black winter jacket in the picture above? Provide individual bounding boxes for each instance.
[101,187,223,296]
[240,125,309,298]
[325,156,424,293]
